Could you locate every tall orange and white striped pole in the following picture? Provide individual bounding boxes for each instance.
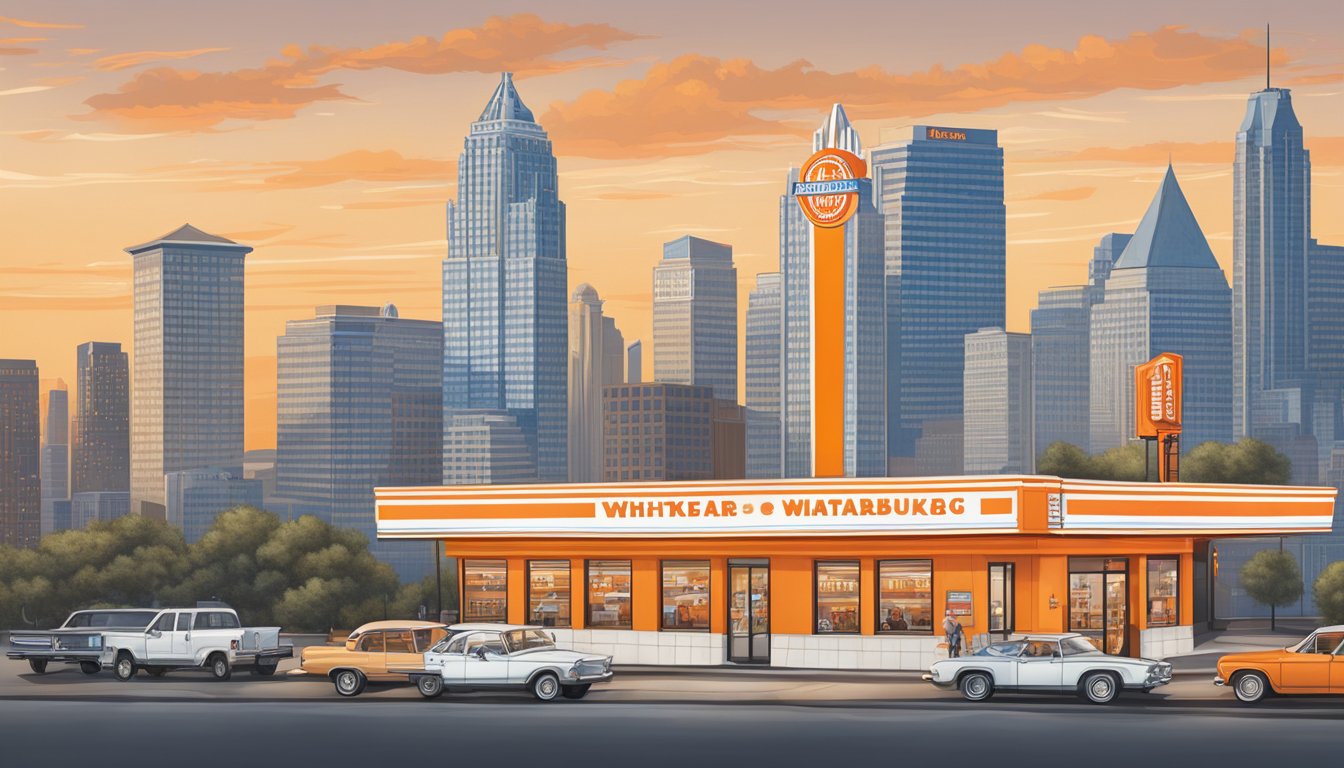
[795,148,865,478]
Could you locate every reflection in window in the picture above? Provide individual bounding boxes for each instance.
[462,559,507,622]
[662,561,710,630]
[357,632,384,653]
[587,560,632,629]
[527,560,571,627]
[384,631,415,653]
[877,560,933,633]
[815,561,860,633]
[1146,557,1179,627]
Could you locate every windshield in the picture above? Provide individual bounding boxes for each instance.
[976,641,1026,657]
[504,629,555,653]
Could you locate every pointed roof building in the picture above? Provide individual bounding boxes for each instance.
[478,72,535,123]
[813,103,863,157]
[125,224,249,255]
[1113,165,1218,271]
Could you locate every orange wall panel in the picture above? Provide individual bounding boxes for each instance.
[570,558,585,629]
[507,558,526,625]
[632,558,659,631]
[771,557,812,635]
[710,557,727,634]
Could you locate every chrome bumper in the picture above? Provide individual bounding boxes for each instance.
[574,670,614,684]
[921,673,956,690]
[1213,676,1226,687]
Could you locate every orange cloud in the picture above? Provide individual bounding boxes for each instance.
[0,15,83,30]
[93,47,230,72]
[257,150,455,190]
[0,295,130,312]
[542,26,1288,159]
[80,14,641,132]
[1,46,37,56]
[67,47,102,56]
[0,36,47,43]
[1020,186,1097,202]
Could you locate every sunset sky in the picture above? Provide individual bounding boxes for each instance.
[3,1,1343,450]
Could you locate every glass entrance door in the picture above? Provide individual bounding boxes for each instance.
[728,562,769,663]
[988,563,1015,636]
[1068,558,1129,656]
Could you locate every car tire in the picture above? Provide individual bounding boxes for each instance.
[958,672,994,702]
[416,675,444,699]
[333,669,366,698]
[531,672,561,702]
[1232,671,1269,704]
[251,662,278,677]
[1081,672,1120,704]
[80,661,101,675]
[561,683,591,700]
[114,652,137,681]
[27,659,48,674]
[145,666,167,678]
[208,653,231,681]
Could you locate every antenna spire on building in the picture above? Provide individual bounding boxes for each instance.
[1266,23,1271,90]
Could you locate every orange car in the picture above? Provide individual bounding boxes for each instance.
[1215,624,1344,703]
[300,620,449,697]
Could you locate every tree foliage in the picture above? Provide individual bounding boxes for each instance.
[1182,439,1292,485]
[1314,561,1344,626]
[0,507,432,632]
[1240,549,1303,629]
[1037,442,1145,481]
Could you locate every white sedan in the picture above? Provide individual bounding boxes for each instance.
[408,623,613,702]
[922,633,1173,704]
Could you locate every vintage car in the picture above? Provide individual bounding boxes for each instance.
[922,633,1173,704]
[1214,624,1344,703]
[301,620,450,696]
[97,607,292,680]
[8,608,160,675]
[406,623,614,702]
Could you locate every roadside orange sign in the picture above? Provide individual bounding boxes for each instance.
[1135,353,1183,439]
[795,148,865,229]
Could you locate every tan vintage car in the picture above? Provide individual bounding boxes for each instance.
[300,620,449,697]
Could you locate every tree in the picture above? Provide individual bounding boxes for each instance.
[1091,444,1146,481]
[1037,441,1144,481]
[1037,442,1092,478]
[1314,561,1344,626]
[1183,438,1292,485]
[1240,549,1303,630]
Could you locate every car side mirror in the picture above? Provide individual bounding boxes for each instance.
[474,647,488,660]
[148,629,161,638]
[549,632,557,642]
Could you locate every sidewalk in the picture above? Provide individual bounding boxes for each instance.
[1164,623,1309,674]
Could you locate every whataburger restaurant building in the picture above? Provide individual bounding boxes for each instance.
[374,476,1336,670]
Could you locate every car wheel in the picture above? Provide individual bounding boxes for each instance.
[561,683,591,700]
[145,666,168,678]
[114,652,137,681]
[208,653,231,681]
[333,669,366,697]
[958,672,994,702]
[251,662,278,677]
[1081,672,1120,704]
[531,672,561,702]
[1232,671,1269,704]
[27,659,48,674]
[416,675,444,699]
[80,661,101,675]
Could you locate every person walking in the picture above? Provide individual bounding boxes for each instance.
[943,610,964,658]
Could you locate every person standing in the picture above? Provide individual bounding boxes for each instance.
[943,610,964,658]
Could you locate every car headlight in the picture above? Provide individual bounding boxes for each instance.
[567,668,580,680]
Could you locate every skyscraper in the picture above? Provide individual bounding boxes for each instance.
[963,329,1033,474]
[276,304,442,579]
[72,341,129,494]
[626,340,642,384]
[40,383,69,534]
[442,411,537,485]
[126,224,250,518]
[602,383,743,481]
[780,105,886,478]
[1030,234,1131,458]
[871,126,1006,475]
[652,235,738,402]
[1090,166,1233,452]
[0,359,40,548]
[1233,84,1310,441]
[443,72,567,484]
[568,285,623,483]
[745,272,783,478]
[165,467,260,544]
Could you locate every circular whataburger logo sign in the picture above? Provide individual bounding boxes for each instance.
[794,148,865,228]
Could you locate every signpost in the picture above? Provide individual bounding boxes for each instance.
[1134,353,1183,482]
[794,147,865,478]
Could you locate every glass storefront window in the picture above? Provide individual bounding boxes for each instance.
[1147,557,1179,627]
[587,560,632,629]
[462,559,507,623]
[1068,557,1129,656]
[815,561,860,633]
[527,560,571,628]
[661,560,711,630]
[877,560,933,633]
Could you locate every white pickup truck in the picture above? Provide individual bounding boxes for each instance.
[97,607,293,681]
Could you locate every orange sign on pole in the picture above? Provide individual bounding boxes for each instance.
[795,147,865,478]
[1134,353,1183,482]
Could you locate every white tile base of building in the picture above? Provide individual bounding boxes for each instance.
[771,634,944,670]
[549,629,725,666]
[1138,625,1194,659]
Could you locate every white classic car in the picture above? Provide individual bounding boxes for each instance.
[922,633,1173,704]
[402,623,613,702]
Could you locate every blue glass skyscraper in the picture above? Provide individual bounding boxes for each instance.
[871,127,1006,475]
[745,272,782,478]
[780,105,886,478]
[443,73,567,483]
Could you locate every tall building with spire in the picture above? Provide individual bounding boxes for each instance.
[443,72,567,483]
[871,126,1006,475]
[1090,166,1232,451]
[780,105,886,477]
[126,225,250,518]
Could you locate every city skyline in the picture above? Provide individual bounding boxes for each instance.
[5,6,1344,450]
